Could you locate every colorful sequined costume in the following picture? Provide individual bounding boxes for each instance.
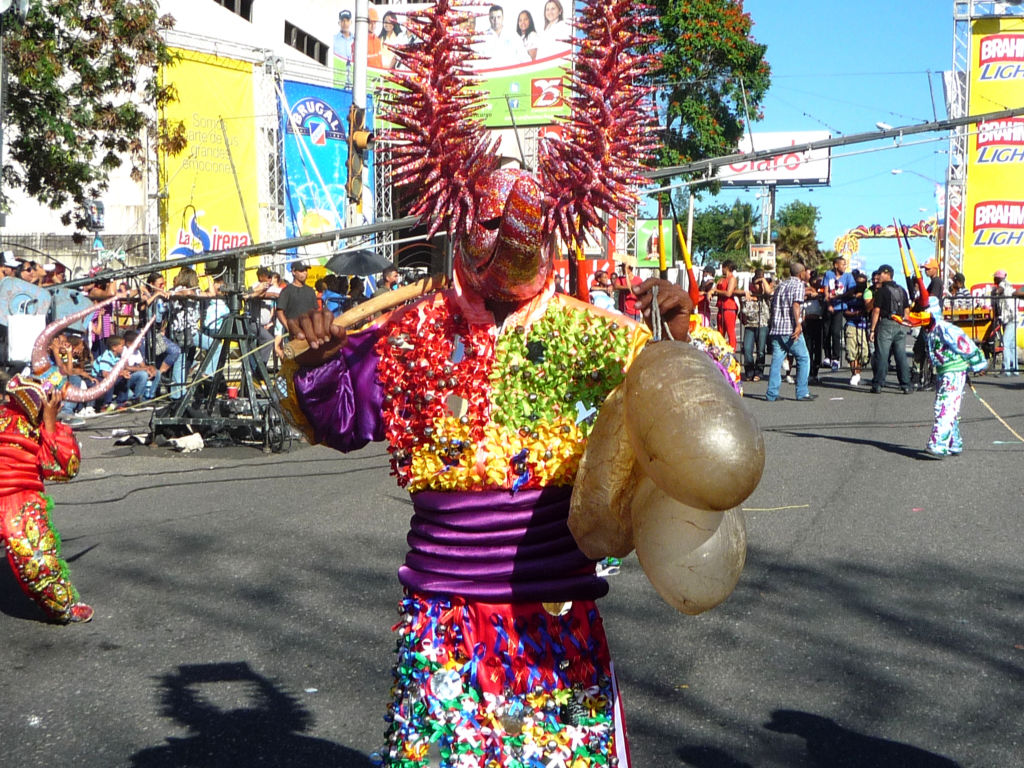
[284,286,646,765]
[925,314,987,455]
[278,0,743,761]
[285,283,741,766]
[0,389,89,623]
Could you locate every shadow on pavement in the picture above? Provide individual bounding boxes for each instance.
[610,550,1024,767]
[762,709,962,767]
[676,710,963,768]
[129,661,374,768]
[676,744,756,767]
[0,560,47,622]
[771,429,927,459]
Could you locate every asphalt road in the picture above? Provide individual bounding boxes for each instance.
[1,372,1022,768]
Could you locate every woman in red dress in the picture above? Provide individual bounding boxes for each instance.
[715,260,740,350]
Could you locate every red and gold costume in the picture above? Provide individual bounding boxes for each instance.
[1,379,91,623]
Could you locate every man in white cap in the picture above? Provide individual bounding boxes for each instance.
[0,251,19,278]
[992,269,1019,376]
[333,10,354,65]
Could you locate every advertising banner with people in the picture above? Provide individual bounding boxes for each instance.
[964,17,1024,286]
[159,49,259,261]
[330,1,572,128]
[279,79,373,239]
[636,219,674,269]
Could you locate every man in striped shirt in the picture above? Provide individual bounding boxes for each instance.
[766,261,816,402]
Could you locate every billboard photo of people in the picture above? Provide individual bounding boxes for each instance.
[326,2,573,128]
[636,219,674,269]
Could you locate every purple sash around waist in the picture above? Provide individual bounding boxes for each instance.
[398,486,607,603]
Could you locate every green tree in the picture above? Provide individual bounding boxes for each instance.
[653,0,771,172]
[773,223,818,261]
[0,1,186,232]
[723,200,757,252]
[690,202,732,262]
[775,200,820,232]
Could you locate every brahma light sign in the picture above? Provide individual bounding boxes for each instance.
[722,131,831,187]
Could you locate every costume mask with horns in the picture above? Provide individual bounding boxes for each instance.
[29,297,157,404]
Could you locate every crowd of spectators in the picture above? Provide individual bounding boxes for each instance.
[587,253,1021,392]
[1,252,407,426]
[2,246,1017,426]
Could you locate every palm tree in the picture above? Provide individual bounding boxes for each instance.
[774,224,818,261]
[723,201,757,252]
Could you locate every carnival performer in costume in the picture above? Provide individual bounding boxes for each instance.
[279,2,763,764]
[0,376,92,623]
[922,296,988,457]
[0,300,153,624]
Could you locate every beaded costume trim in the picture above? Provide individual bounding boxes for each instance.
[378,294,644,493]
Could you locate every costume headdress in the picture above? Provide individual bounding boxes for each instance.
[5,373,50,426]
[382,0,659,300]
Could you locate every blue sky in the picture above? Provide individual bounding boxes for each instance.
[703,0,954,274]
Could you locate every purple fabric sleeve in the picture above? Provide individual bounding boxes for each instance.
[292,327,386,452]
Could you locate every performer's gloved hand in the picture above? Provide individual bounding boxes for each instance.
[634,278,693,342]
[287,309,348,367]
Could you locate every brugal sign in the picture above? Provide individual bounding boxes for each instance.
[723,130,832,187]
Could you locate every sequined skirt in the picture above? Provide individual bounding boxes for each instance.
[373,592,630,767]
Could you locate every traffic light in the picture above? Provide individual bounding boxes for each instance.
[346,105,373,204]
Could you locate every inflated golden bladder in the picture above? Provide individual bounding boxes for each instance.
[623,341,765,511]
[568,385,642,559]
[632,479,747,615]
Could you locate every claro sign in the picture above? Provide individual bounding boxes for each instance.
[723,130,832,187]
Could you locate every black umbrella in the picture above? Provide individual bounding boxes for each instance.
[325,249,394,276]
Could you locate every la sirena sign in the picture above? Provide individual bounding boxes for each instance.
[723,130,832,187]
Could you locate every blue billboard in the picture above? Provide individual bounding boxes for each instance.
[279,80,373,239]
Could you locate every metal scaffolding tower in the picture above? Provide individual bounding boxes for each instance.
[945,2,974,281]
[946,1,1024,281]
[372,81,394,265]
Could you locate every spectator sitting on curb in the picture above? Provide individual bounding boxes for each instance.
[123,329,158,406]
[92,335,148,410]
[589,269,618,313]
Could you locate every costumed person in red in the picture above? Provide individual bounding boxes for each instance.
[0,375,92,623]
[279,2,764,764]
[0,299,153,624]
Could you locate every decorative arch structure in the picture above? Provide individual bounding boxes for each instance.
[834,217,937,259]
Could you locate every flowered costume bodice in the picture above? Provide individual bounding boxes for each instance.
[287,289,649,601]
[286,288,742,603]
[926,319,986,375]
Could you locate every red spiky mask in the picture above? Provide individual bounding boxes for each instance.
[382,0,659,304]
[455,169,549,302]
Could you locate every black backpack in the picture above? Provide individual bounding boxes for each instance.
[883,282,908,317]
